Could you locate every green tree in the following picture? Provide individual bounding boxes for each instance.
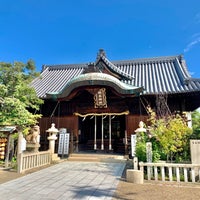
[135,129,162,162]
[191,110,200,139]
[135,131,148,162]
[0,60,43,133]
[147,107,192,162]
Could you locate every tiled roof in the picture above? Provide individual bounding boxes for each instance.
[113,55,200,94]
[31,50,200,98]
[31,64,86,98]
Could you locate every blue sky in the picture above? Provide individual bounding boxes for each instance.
[0,0,200,77]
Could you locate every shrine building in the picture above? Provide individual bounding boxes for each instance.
[31,49,200,155]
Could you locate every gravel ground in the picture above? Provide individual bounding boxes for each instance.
[0,164,53,184]
[0,168,23,184]
[113,160,200,200]
[113,180,200,200]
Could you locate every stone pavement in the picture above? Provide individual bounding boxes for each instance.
[0,161,125,200]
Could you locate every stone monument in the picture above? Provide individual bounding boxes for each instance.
[190,140,200,164]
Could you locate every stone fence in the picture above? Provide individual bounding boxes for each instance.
[18,151,51,173]
[139,162,200,183]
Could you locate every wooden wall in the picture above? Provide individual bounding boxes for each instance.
[38,115,78,151]
[126,114,149,136]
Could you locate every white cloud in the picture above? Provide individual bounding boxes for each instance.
[183,12,200,53]
[184,35,200,52]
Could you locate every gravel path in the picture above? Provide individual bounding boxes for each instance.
[113,180,200,200]
[0,169,23,184]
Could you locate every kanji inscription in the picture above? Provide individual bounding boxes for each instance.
[94,88,107,108]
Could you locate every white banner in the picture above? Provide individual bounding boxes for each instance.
[58,128,70,155]
[131,134,137,157]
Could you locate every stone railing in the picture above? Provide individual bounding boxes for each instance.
[18,151,51,173]
[139,162,200,183]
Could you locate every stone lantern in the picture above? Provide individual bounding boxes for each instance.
[46,123,60,161]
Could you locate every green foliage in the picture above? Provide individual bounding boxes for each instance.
[11,156,17,169]
[0,60,43,132]
[135,132,148,162]
[0,97,41,127]
[190,110,200,139]
[135,131,161,162]
[147,107,192,162]
[135,106,192,163]
[135,141,146,162]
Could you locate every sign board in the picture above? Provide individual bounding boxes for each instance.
[190,140,200,164]
[146,142,152,163]
[131,134,137,157]
[58,128,70,156]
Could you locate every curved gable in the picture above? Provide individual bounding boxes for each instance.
[47,72,143,99]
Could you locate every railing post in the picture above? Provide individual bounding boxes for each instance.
[154,166,158,181]
[147,166,151,180]
[168,167,173,182]
[176,167,180,182]
[191,168,195,183]
[161,166,165,181]
[17,151,51,173]
[184,167,188,182]
[138,162,200,183]
[199,168,200,181]
[139,162,144,172]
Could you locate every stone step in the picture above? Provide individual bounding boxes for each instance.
[68,153,126,163]
[67,156,100,162]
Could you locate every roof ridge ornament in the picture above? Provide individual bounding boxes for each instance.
[98,49,106,57]
[102,56,134,80]
[95,49,134,80]
[96,49,106,62]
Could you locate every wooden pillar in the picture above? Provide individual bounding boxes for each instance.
[94,116,97,150]
[109,115,112,150]
[5,133,11,168]
[125,130,128,154]
[101,116,104,150]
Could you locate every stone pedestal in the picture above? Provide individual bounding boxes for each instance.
[126,169,144,184]
[26,143,40,152]
[51,153,60,161]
